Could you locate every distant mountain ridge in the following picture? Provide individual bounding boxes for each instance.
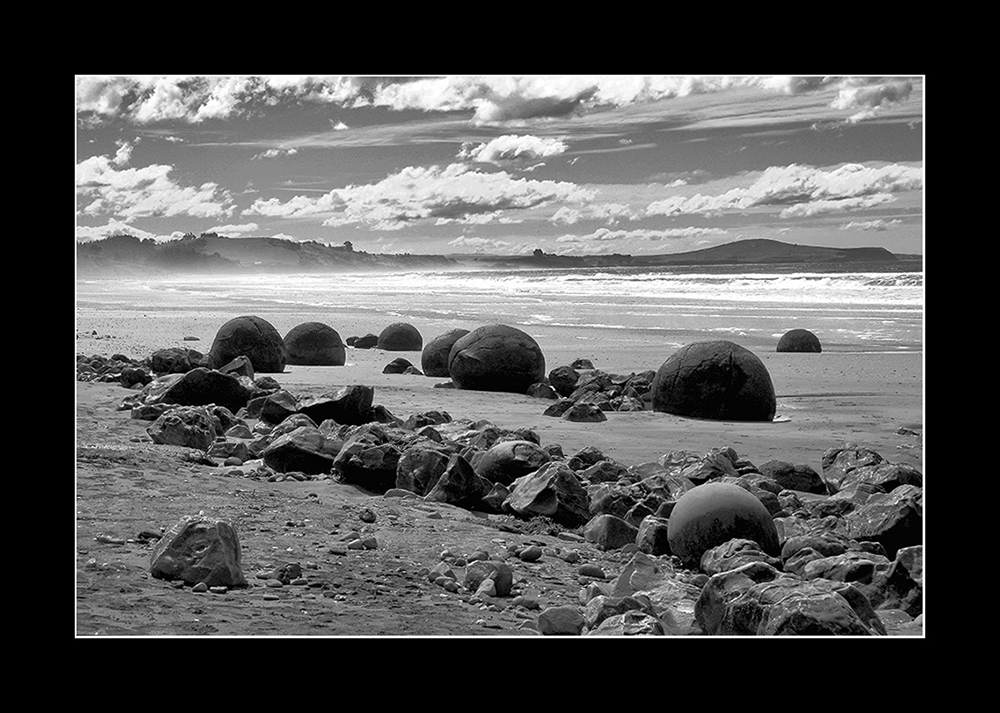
[75,233,914,276]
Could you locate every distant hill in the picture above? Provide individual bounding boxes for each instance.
[76,233,913,276]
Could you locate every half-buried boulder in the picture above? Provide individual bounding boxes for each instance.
[448,324,546,394]
[209,315,287,373]
[651,340,776,422]
[421,328,471,377]
[284,322,346,366]
[777,328,822,353]
[378,322,423,351]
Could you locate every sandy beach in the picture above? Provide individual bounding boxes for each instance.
[75,280,923,637]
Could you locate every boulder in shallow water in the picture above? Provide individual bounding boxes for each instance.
[776,328,822,353]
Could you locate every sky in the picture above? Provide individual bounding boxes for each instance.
[75,75,924,257]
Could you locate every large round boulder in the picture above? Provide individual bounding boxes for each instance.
[651,340,775,422]
[378,322,423,351]
[777,328,822,353]
[666,481,780,568]
[283,322,346,366]
[421,328,471,377]
[448,324,545,394]
[209,315,286,373]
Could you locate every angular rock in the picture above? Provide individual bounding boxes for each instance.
[562,403,607,422]
[537,605,585,636]
[474,439,551,487]
[845,484,922,558]
[259,389,301,425]
[700,538,784,576]
[423,454,492,509]
[333,429,401,494]
[146,406,217,450]
[872,545,923,616]
[547,365,580,397]
[583,594,659,631]
[583,514,639,551]
[636,515,672,556]
[587,611,667,636]
[395,445,451,496]
[149,516,247,588]
[503,462,591,527]
[297,385,375,426]
[150,347,211,375]
[821,443,885,493]
[262,425,341,475]
[141,367,253,414]
[758,459,827,494]
[463,560,514,597]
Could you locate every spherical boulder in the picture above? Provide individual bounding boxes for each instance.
[421,328,471,377]
[377,322,423,351]
[777,328,822,353]
[448,324,546,394]
[283,322,346,366]
[666,481,780,568]
[651,340,775,422]
[209,315,286,373]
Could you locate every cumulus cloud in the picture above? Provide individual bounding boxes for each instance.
[646,162,923,219]
[76,75,920,127]
[113,139,136,166]
[245,162,595,230]
[457,134,568,169]
[840,218,903,231]
[557,226,728,245]
[206,222,260,236]
[330,120,349,131]
[76,153,235,220]
[551,202,637,225]
[252,146,298,160]
[75,219,166,243]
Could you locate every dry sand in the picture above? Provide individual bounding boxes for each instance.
[75,284,924,637]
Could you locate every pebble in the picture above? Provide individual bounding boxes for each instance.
[263,593,280,601]
[265,579,284,588]
[347,539,365,550]
[291,578,308,586]
[578,564,606,579]
[359,508,377,523]
[210,586,227,594]
[362,537,378,550]
[519,546,543,562]
[192,582,209,593]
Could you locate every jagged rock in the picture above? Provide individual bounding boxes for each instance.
[537,605,585,636]
[261,425,342,475]
[542,399,575,417]
[401,410,452,430]
[423,454,492,509]
[146,406,217,450]
[578,460,630,484]
[838,462,923,495]
[503,462,591,527]
[667,481,781,568]
[586,611,668,636]
[333,428,401,493]
[150,347,211,375]
[700,538,784,576]
[757,459,827,494]
[395,445,451,496]
[283,322,346,366]
[821,443,885,493]
[584,514,639,551]
[871,545,922,616]
[636,515,672,556]
[562,403,607,422]
[776,328,822,353]
[259,389,301,425]
[208,315,287,373]
[845,484,922,558]
[149,516,247,588]
[547,366,580,397]
[297,385,375,426]
[421,328,470,377]
[588,483,640,520]
[582,594,659,631]
[378,322,423,351]
[474,439,551,487]
[208,438,250,463]
[463,560,514,597]
[526,382,559,399]
[138,367,253,414]
[694,561,884,636]
[570,358,595,370]
[651,340,776,422]
[216,355,254,379]
[448,324,546,394]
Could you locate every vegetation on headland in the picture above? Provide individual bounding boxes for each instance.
[75,232,917,276]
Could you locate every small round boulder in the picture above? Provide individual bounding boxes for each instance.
[448,324,546,394]
[776,328,822,353]
[421,328,471,377]
[209,315,286,373]
[651,340,775,422]
[474,439,551,487]
[377,322,423,351]
[283,322,346,366]
[666,481,780,568]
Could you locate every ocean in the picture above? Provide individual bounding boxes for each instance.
[76,260,923,366]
